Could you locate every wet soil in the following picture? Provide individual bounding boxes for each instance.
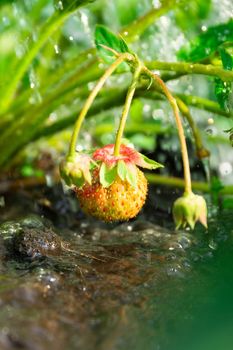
[0,185,233,350]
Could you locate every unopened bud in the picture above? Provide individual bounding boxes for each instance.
[60,153,94,187]
[173,192,207,230]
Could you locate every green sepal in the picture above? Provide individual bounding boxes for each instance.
[99,163,117,188]
[140,154,164,170]
[117,160,127,181]
[125,164,137,188]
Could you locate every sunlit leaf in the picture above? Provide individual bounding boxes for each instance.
[178,20,233,62]
[95,24,129,63]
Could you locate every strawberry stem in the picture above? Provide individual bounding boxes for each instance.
[68,53,132,158]
[142,66,192,194]
[114,61,142,156]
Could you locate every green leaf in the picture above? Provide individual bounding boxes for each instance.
[140,154,164,170]
[224,128,233,146]
[178,20,233,62]
[220,48,233,71]
[99,163,117,188]
[175,0,211,31]
[215,48,233,111]
[95,25,129,63]
[117,160,127,181]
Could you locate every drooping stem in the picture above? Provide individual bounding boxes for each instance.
[175,97,210,159]
[114,62,142,156]
[143,66,192,194]
[68,53,131,157]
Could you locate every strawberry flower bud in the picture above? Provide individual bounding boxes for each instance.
[173,192,207,230]
[60,153,95,187]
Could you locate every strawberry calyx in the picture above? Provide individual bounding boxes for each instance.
[60,144,163,189]
[93,144,163,188]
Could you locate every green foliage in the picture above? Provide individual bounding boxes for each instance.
[20,164,44,178]
[215,48,233,111]
[95,24,129,63]
[175,0,211,31]
[224,128,233,146]
[210,176,225,205]
[178,20,233,62]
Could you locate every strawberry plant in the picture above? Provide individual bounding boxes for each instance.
[60,26,208,228]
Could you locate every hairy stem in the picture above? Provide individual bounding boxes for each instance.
[145,60,233,82]
[114,63,141,156]
[69,53,132,157]
[175,97,210,159]
[143,66,192,194]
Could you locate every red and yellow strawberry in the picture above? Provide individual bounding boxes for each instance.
[75,167,148,221]
[60,144,163,222]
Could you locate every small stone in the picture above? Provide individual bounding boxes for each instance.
[12,227,62,259]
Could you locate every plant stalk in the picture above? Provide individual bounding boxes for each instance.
[145,60,233,82]
[68,53,132,157]
[143,66,192,194]
[114,62,141,156]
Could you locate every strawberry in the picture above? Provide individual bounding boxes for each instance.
[72,144,163,222]
[75,167,148,222]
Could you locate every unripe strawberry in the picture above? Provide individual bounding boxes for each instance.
[75,167,147,222]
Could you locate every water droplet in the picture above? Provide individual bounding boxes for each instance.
[219,162,232,176]
[207,118,214,125]
[54,44,60,54]
[76,145,83,152]
[201,25,207,32]
[143,104,151,113]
